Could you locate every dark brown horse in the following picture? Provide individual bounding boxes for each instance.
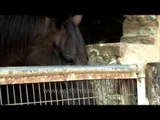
[0,15,93,105]
[0,15,87,66]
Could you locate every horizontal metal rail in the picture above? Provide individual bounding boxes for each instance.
[0,64,138,85]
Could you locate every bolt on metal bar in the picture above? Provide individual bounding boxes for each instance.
[0,65,138,85]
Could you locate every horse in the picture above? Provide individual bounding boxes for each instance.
[0,15,94,105]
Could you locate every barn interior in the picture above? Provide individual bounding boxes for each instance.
[79,15,125,45]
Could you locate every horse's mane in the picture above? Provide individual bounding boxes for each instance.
[0,15,47,56]
[0,15,72,57]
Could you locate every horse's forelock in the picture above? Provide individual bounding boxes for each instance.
[59,18,88,65]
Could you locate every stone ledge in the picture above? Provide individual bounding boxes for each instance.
[121,36,155,44]
[119,42,158,65]
[86,42,158,66]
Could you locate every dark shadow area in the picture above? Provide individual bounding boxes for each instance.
[79,15,125,45]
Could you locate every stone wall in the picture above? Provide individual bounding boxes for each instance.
[86,43,121,105]
[86,15,160,105]
[120,15,160,67]
[120,15,160,105]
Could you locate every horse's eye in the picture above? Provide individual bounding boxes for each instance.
[65,57,74,64]
[68,59,74,65]
[61,54,75,65]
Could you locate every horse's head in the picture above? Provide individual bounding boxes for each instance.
[52,15,88,65]
[24,15,88,66]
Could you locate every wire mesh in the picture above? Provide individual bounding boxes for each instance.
[0,79,137,105]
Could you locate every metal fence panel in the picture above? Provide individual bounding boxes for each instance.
[0,65,146,105]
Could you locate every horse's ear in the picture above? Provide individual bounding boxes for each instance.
[46,14,72,28]
[71,15,83,25]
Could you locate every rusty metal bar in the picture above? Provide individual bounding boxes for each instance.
[0,65,138,85]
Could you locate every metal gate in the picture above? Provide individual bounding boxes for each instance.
[0,64,147,105]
